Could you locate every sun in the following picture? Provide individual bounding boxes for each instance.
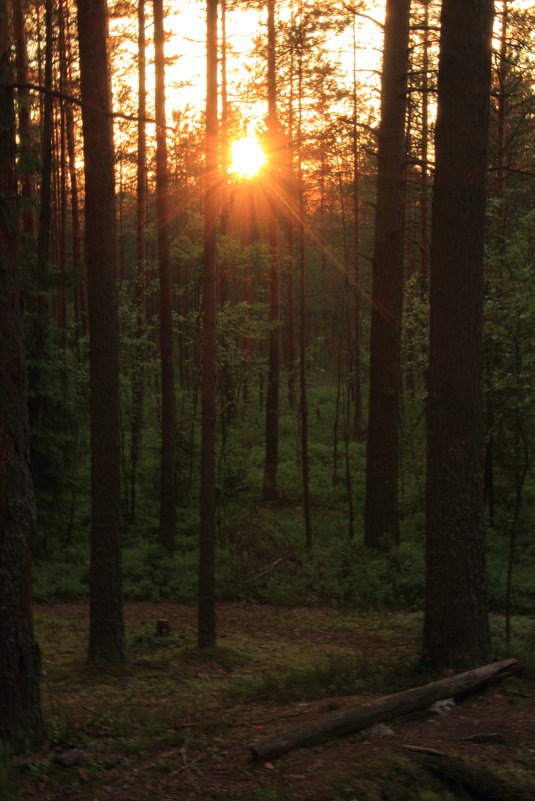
[229,136,266,179]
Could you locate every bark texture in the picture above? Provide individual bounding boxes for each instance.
[262,0,281,502]
[154,0,176,553]
[0,2,43,746]
[364,0,410,549]
[198,0,218,649]
[77,0,125,665]
[424,0,494,669]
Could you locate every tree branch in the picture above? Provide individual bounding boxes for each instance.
[11,81,171,130]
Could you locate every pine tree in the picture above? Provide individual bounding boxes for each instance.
[423,0,494,669]
[77,0,125,666]
[0,0,44,745]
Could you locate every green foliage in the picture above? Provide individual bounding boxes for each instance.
[27,336,90,553]
[33,543,89,603]
[490,614,535,676]
[122,539,199,602]
[218,531,425,610]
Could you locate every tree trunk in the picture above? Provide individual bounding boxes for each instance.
[364,0,410,549]
[423,0,494,669]
[419,0,430,294]
[76,0,125,666]
[198,0,218,649]
[0,2,44,747]
[154,0,176,553]
[262,0,281,502]
[351,11,363,438]
[12,0,35,238]
[130,0,148,521]
[36,0,54,346]
[295,6,312,549]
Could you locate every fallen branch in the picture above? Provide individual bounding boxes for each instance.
[403,745,529,801]
[249,658,521,761]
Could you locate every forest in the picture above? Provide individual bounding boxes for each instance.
[0,0,534,798]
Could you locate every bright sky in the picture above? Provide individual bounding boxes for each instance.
[109,0,535,157]
[110,1,385,133]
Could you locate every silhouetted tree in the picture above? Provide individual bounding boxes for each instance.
[154,0,177,553]
[364,0,411,549]
[77,0,125,665]
[198,0,218,648]
[423,0,494,669]
[0,0,44,746]
[262,0,281,502]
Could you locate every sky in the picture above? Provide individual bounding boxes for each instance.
[109,0,535,152]
[110,1,385,134]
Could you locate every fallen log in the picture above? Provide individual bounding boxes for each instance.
[249,658,520,761]
[403,745,530,801]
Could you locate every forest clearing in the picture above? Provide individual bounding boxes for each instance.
[7,603,534,801]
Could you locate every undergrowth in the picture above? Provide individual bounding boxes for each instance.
[230,650,423,704]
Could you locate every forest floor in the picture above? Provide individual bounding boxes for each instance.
[12,603,535,801]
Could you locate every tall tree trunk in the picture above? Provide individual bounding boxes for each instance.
[419,0,430,294]
[154,0,176,553]
[12,0,35,238]
[295,3,311,549]
[351,11,363,438]
[77,0,125,665]
[65,99,84,335]
[56,95,68,346]
[423,0,494,669]
[36,0,54,346]
[364,0,410,549]
[57,1,70,346]
[285,0,296,410]
[262,0,281,502]
[198,0,218,649]
[484,0,510,520]
[130,0,147,521]
[0,0,44,747]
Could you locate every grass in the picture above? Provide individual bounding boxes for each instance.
[230,650,422,704]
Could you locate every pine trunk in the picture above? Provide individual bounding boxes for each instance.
[0,0,44,748]
[262,0,280,502]
[77,0,125,665]
[364,0,410,549]
[423,0,494,669]
[198,0,218,649]
[154,0,176,553]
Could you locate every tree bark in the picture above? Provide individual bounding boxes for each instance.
[130,0,147,521]
[364,0,410,549]
[424,0,494,670]
[36,0,54,345]
[12,0,35,238]
[351,11,363,438]
[295,4,311,549]
[77,0,125,665]
[198,0,218,649]
[0,0,44,748]
[262,0,281,502]
[250,658,520,761]
[154,0,176,554]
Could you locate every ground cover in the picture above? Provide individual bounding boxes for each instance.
[8,603,535,801]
